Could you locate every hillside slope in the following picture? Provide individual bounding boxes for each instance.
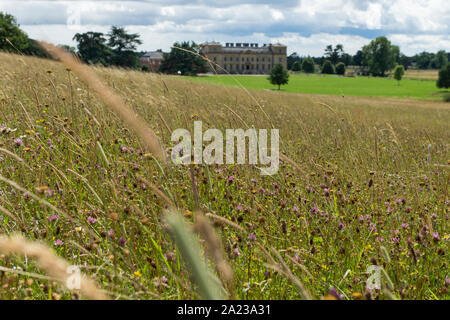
[0,53,449,300]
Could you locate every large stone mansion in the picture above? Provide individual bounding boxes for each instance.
[200,42,287,74]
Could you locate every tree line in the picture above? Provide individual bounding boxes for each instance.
[288,36,449,76]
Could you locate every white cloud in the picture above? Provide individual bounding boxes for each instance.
[3,0,449,55]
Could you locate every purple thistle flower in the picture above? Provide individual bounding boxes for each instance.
[306,186,313,193]
[88,216,97,224]
[54,239,63,246]
[48,214,59,222]
[118,236,126,246]
[227,176,235,183]
[432,232,440,242]
[338,222,345,230]
[292,206,299,213]
[235,205,243,211]
[233,247,241,257]
[401,223,409,229]
[328,288,344,300]
[310,206,319,214]
[248,233,256,241]
[14,138,24,147]
[392,237,400,244]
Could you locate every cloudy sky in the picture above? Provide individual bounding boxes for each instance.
[1,0,449,56]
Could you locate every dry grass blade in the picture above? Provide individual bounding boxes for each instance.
[0,234,108,300]
[39,42,166,162]
[193,212,234,293]
[164,210,226,300]
[0,147,32,170]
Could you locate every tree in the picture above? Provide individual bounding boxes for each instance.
[287,52,301,70]
[430,50,448,69]
[321,60,335,74]
[399,54,411,70]
[414,51,433,69]
[159,41,207,76]
[353,50,364,66]
[0,12,31,52]
[341,53,353,66]
[268,63,289,90]
[73,32,112,65]
[324,44,344,65]
[335,62,346,75]
[393,64,405,85]
[301,57,315,73]
[107,26,142,68]
[292,61,301,72]
[107,26,142,52]
[437,63,450,89]
[362,36,399,76]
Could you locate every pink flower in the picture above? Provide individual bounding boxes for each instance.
[48,214,59,222]
[54,239,63,246]
[88,216,97,224]
[433,232,440,242]
[118,236,126,246]
[14,138,24,147]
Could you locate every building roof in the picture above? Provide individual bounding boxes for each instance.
[141,51,164,60]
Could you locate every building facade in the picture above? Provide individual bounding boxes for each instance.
[139,50,164,72]
[200,42,287,74]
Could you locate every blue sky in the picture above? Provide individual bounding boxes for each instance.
[1,0,449,56]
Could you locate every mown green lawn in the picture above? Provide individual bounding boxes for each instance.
[185,73,443,99]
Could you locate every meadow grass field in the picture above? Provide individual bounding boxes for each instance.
[0,52,449,300]
[186,72,444,100]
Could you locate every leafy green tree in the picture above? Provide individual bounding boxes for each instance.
[0,12,31,52]
[321,60,335,74]
[335,62,346,75]
[353,50,364,66]
[430,50,448,69]
[268,63,289,90]
[159,41,207,76]
[107,26,142,68]
[324,44,344,65]
[73,32,112,65]
[399,54,411,70]
[341,53,353,66]
[437,63,450,89]
[292,61,301,72]
[301,57,315,73]
[414,51,433,69]
[287,52,301,70]
[393,64,405,85]
[362,37,399,76]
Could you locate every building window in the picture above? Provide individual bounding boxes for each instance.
[230,57,233,62]
[279,58,282,62]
